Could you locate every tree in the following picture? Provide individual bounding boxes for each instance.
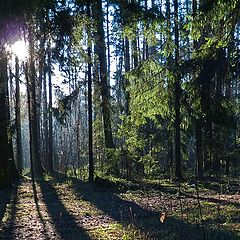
[47,41,54,173]
[173,0,182,180]
[0,49,11,188]
[192,0,204,179]
[27,28,43,179]
[15,56,23,175]
[87,0,94,182]
[94,0,114,149]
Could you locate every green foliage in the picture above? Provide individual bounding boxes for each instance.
[186,0,239,59]
[143,19,162,47]
[126,59,172,124]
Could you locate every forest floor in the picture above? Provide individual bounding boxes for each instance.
[0,174,240,240]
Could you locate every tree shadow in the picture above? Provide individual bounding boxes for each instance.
[32,181,52,240]
[38,180,92,240]
[0,184,19,239]
[183,192,240,209]
[64,176,240,240]
[196,178,240,195]
[94,175,179,195]
[0,187,14,222]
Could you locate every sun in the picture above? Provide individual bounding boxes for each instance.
[11,40,29,61]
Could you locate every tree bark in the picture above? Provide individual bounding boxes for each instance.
[94,0,114,149]
[195,121,204,179]
[131,0,138,68]
[6,60,19,181]
[47,41,54,173]
[15,57,23,175]
[123,37,131,115]
[192,0,204,179]
[25,63,35,181]
[87,0,94,183]
[28,32,43,178]
[42,54,49,170]
[0,49,11,188]
[174,0,182,180]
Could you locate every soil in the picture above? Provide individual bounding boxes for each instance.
[0,176,240,239]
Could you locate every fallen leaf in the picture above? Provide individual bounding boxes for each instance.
[160,212,166,223]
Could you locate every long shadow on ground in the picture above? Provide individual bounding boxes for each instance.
[0,186,15,222]
[32,182,53,240]
[0,184,19,239]
[183,192,240,209]
[38,180,92,240]
[196,178,240,195]
[62,176,240,240]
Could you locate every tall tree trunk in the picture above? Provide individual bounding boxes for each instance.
[7,68,15,165]
[25,63,35,181]
[124,37,130,115]
[6,61,19,181]
[94,0,114,149]
[211,49,225,175]
[29,32,43,178]
[93,43,105,171]
[15,57,23,174]
[0,49,11,188]
[149,0,156,58]
[225,37,234,175]
[199,0,213,175]
[142,0,149,60]
[174,0,182,180]
[192,0,204,179]
[87,0,94,183]
[42,55,49,170]
[131,0,138,68]
[106,0,111,95]
[47,41,53,173]
[200,61,214,174]
[36,56,42,168]
[119,1,131,115]
[166,0,174,178]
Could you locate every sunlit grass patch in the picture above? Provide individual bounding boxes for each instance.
[89,223,146,240]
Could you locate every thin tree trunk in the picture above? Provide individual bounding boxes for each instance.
[195,121,204,179]
[142,0,149,60]
[193,0,204,180]
[48,41,53,173]
[106,0,111,95]
[25,63,35,181]
[174,0,182,180]
[42,56,49,170]
[6,61,19,181]
[87,0,94,183]
[166,0,175,179]
[124,37,130,115]
[199,0,213,176]
[225,38,234,175]
[15,56,23,174]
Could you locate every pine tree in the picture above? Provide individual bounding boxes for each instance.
[94,0,114,149]
[0,49,11,188]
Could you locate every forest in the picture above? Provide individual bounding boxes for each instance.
[0,0,240,239]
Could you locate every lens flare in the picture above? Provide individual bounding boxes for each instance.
[11,40,28,60]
